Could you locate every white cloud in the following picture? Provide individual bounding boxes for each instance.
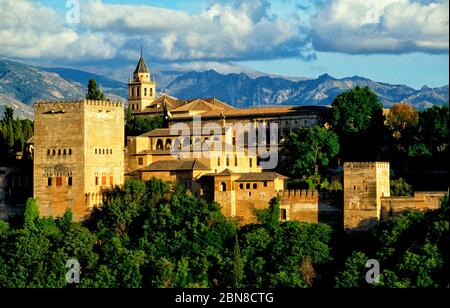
[0,0,447,68]
[311,0,449,54]
[0,0,118,60]
[80,0,312,62]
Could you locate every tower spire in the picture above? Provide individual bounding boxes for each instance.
[140,45,143,58]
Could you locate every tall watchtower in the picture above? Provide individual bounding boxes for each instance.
[343,162,390,231]
[128,50,157,112]
[33,100,124,221]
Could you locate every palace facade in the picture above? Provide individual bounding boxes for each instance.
[2,53,444,230]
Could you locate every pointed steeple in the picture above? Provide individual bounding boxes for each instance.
[134,47,150,75]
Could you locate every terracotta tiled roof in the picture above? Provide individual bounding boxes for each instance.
[132,149,172,155]
[139,128,175,137]
[235,172,287,181]
[186,98,235,110]
[200,171,286,181]
[169,105,331,120]
[139,159,210,171]
[171,99,225,113]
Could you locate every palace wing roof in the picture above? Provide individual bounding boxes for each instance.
[139,159,210,171]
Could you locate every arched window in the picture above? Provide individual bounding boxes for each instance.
[58,149,61,155]
[165,139,172,150]
[183,137,190,147]
[220,182,227,192]
[95,149,97,154]
[110,149,113,154]
[53,149,56,155]
[239,183,244,189]
[173,138,181,151]
[226,155,230,167]
[63,149,67,155]
[235,155,238,166]
[102,149,105,154]
[47,149,50,155]
[144,88,147,96]
[69,149,72,155]
[150,88,153,96]
[246,183,250,189]
[217,157,220,166]
[253,183,257,189]
[156,139,164,150]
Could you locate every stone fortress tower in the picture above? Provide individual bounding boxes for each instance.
[128,49,157,112]
[343,162,390,231]
[33,100,124,221]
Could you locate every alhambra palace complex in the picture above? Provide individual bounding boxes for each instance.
[0,55,445,231]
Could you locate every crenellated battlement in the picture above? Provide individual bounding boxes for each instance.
[278,189,318,201]
[34,99,124,111]
[344,161,390,170]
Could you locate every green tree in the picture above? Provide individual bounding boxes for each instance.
[281,126,339,178]
[86,79,106,100]
[335,251,369,288]
[232,237,244,287]
[330,86,384,161]
[390,178,413,196]
[23,198,39,231]
[335,195,449,288]
[125,114,164,137]
[386,102,419,156]
[418,105,449,156]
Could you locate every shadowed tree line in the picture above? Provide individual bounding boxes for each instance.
[280,86,448,192]
[0,107,33,163]
[0,179,447,288]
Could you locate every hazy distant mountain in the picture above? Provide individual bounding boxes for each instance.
[0,59,448,119]
[0,59,126,118]
[162,70,448,109]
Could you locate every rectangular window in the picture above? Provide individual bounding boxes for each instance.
[56,177,62,186]
[217,157,220,166]
[144,88,147,96]
[110,176,113,186]
[264,181,268,187]
[138,157,144,165]
[249,158,253,168]
[235,155,238,167]
[102,176,107,186]
[47,177,52,186]
[95,176,99,186]
[226,155,230,167]
[68,177,73,186]
[281,209,287,221]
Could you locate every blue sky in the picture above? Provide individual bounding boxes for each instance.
[1,0,448,89]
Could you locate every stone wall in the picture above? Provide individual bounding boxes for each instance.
[343,162,390,231]
[33,100,124,221]
[381,191,446,219]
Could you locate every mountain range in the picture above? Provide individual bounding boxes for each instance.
[0,59,447,119]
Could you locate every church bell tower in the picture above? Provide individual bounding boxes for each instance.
[128,49,157,112]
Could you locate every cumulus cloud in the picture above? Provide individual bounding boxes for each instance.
[0,0,447,68]
[311,0,449,54]
[0,0,118,60]
[80,0,313,62]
